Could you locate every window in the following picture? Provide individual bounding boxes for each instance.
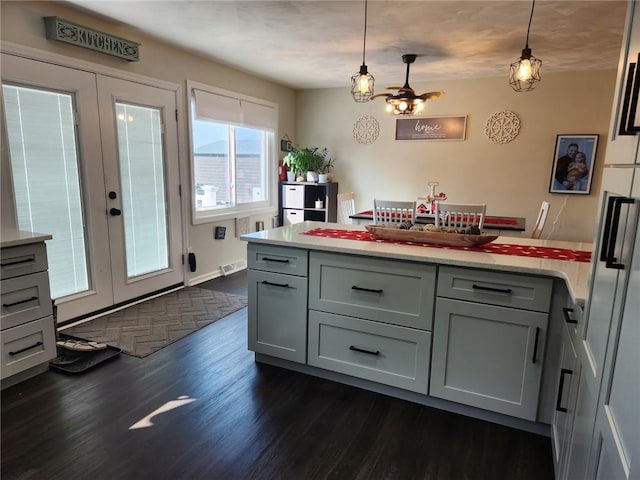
[189,83,277,222]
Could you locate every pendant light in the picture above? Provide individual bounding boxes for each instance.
[350,0,375,102]
[509,0,542,92]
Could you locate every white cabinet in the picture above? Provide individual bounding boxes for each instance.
[1,239,56,388]
[307,251,436,394]
[430,266,552,421]
[280,182,338,225]
[247,243,308,363]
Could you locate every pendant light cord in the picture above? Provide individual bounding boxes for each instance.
[362,0,368,65]
[525,0,535,48]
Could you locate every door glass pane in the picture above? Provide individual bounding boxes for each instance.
[2,84,89,299]
[115,102,168,277]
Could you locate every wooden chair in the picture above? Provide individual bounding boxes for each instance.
[435,203,486,230]
[531,201,550,239]
[337,192,356,224]
[373,199,416,225]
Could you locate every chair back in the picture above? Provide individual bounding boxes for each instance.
[337,192,356,224]
[531,201,550,239]
[435,203,486,230]
[373,199,416,225]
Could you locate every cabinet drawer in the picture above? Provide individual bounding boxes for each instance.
[308,310,430,394]
[247,243,308,277]
[437,266,553,312]
[282,184,305,208]
[1,272,53,330]
[1,315,56,379]
[1,243,48,280]
[309,252,436,330]
[283,208,305,226]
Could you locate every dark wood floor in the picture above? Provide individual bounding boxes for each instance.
[2,271,554,480]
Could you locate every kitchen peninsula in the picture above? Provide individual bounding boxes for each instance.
[241,222,592,434]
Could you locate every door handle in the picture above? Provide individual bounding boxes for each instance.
[605,197,635,269]
[555,368,573,413]
[109,208,122,216]
[562,307,578,324]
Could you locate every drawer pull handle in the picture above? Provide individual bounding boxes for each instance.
[3,296,38,308]
[1,257,35,267]
[562,307,578,324]
[555,368,573,413]
[262,257,290,263]
[9,341,44,356]
[472,284,512,295]
[261,280,290,288]
[532,327,540,364]
[351,286,383,294]
[349,345,380,356]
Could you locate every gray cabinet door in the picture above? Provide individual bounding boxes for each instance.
[551,324,580,477]
[247,269,308,363]
[430,298,548,420]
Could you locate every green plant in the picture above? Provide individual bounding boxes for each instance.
[282,146,333,173]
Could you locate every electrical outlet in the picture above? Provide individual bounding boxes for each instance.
[235,217,250,237]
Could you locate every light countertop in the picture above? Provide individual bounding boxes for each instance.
[241,222,593,304]
[0,228,52,248]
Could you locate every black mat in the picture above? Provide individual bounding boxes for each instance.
[49,334,121,374]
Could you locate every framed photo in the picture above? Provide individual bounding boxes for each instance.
[549,134,599,195]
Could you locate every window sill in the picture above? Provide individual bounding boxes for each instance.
[192,205,278,225]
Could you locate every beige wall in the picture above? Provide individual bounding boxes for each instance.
[1,1,295,283]
[295,70,617,242]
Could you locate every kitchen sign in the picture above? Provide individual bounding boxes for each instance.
[395,115,467,141]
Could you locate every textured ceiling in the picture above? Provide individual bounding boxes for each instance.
[64,1,628,90]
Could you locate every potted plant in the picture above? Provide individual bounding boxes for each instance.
[282,146,332,182]
[318,154,335,183]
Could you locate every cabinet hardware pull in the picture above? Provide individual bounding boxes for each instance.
[600,196,619,262]
[2,296,38,308]
[351,285,383,294]
[1,257,35,267]
[562,307,578,324]
[472,284,512,295]
[555,368,573,413]
[262,257,289,263]
[532,327,540,364]
[605,197,636,270]
[9,341,44,356]
[261,280,290,288]
[349,345,380,356]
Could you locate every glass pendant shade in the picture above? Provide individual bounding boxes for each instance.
[351,64,375,102]
[510,47,542,92]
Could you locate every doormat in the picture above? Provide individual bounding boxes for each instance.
[60,287,248,358]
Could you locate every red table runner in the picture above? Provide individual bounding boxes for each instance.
[356,210,518,226]
[302,228,592,263]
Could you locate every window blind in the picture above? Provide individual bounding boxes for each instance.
[193,88,276,131]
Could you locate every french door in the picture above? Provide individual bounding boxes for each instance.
[1,53,183,323]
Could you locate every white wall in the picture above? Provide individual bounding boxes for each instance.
[0,0,295,284]
[295,70,617,242]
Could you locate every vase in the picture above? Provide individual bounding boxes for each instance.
[306,171,319,183]
[286,171,295,182]
[318,173,328,183]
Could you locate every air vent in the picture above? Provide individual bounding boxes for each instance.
[220,259,247,276]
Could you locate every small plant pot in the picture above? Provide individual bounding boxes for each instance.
[286,171,296,182]
[315,200,324,209]
[318,173,329,183]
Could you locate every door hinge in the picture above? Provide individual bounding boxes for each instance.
[178,184,182,196]
[175,109,178,122]
[182,254,185,265]
[73,110,79,125]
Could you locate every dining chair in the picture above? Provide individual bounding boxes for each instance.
[373,199,416,225]
[435,203,486,230]
[337,192,356,224]
[531,201,550,239]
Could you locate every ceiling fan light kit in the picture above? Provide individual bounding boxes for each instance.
[373,54,443,116]
[510,0,542,92]
[351,0,375,102]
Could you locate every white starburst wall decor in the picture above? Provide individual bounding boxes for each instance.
[353,115,380,144]
[484,110,521,144]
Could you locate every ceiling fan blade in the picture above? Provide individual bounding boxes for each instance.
[397,87,415,94]
[418,91,445,100]
[371,93,392,99]
[386,86,405,90]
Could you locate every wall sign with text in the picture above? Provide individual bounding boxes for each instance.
[395,115,467,141]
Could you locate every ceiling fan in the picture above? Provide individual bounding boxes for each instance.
[372,54,444,115]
